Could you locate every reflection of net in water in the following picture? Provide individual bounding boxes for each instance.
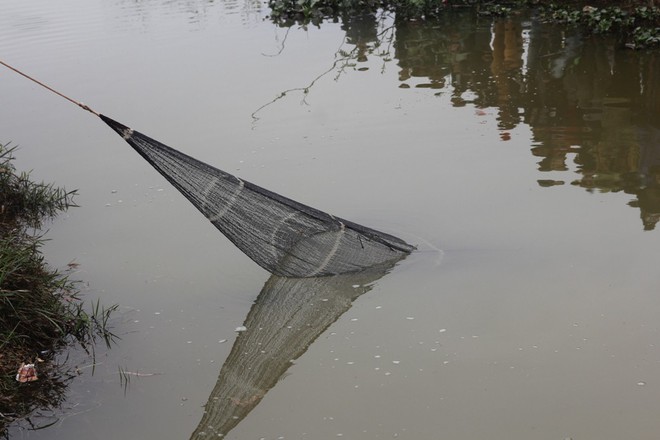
[189,266,396,439]
[101,115,414,278]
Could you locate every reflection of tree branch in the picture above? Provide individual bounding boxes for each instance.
[377,23,396,74]
[251,13,395,125]
[251,37,356,124]
[261,26,292,57]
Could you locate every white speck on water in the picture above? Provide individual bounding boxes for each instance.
[218,339,227,344]
[374,355,381,358]
[187,341,192,344]
[392,360,400,364]
[350,318,358,322]
[347,361,355,365]
[235,326,247,332]
[376,306,382,309]
[154,312,161,315]
[352,285,360,288]
[637,381,647,386]
[321,298,328,302]
[406,317,415,320]
[439,328,447,333]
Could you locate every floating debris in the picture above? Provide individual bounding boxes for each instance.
[16,363,38,383]
[235,326,247,332]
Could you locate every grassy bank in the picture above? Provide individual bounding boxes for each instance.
[0,143,115,435]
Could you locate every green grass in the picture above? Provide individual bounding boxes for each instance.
[0,143,117,435]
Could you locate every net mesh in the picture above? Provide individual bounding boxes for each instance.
[101,115,414,277]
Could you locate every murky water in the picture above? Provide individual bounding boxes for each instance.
[2,1,660,439]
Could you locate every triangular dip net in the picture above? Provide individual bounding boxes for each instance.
[100,115,414,278]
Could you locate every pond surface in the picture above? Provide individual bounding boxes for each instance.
[2,1,660,439]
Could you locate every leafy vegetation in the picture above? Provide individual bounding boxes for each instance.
[0,143,116,435]
[540,3,660,48]
[267,0,660,49]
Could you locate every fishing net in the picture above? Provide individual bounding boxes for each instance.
[100,115,414,278]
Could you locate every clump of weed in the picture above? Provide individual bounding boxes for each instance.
[0,143,116,435]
